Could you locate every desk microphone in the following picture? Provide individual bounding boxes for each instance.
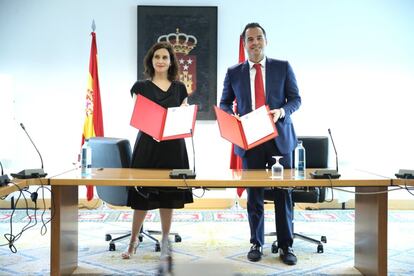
[395,169,414,179]
[169,129,196,179]
[11,123,47,179]
[310,128,341,179]
[0,160,11,186]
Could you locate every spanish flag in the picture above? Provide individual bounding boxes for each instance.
[82,29,104,201]
[230,35,245,197]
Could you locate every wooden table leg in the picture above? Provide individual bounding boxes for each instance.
[50,185,78,276]
[355,186,387,276]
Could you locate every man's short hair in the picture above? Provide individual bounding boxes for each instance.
[241,23,267,41]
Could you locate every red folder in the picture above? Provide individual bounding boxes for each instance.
[130,94,197,140]
[214,105,278,150]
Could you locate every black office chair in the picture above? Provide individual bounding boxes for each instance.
[88,137,181,252]
[264,136,329,254]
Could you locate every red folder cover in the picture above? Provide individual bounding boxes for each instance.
[214,105,278,150]
[130,94,197,141]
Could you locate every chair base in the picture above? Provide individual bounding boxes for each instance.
[266,231,326,254]
[106,231,132,251]
[105,228,182,252]
[139,230,182,252]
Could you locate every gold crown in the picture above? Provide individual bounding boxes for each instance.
[157,28,197,55]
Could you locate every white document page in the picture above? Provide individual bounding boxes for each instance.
[162,105,196,137]
[240,106,275,145]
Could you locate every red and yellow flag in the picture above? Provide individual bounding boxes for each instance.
[82,31,104,201]
[230,35,245,197]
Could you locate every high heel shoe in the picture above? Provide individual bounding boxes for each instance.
[159,239,173,275]
[160,238,172,259]
[121,240,139,259]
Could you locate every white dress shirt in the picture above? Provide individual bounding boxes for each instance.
[247,57,285,118]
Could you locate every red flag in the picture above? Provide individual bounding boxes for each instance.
[230,35,245,197]
[82,31,104,201]
[238,34,245,63]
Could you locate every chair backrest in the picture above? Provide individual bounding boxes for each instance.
[88,137,132,207]
[293,136,329,203]
[295,136,329,169]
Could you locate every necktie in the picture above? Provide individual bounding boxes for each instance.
[254,63,265,109]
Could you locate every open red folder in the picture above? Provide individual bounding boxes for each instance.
[214,105,278,150]
[130,94,198,141]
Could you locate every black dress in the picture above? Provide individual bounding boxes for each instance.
[127,80,194,210]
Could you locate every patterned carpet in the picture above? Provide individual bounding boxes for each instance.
[1,208,414,275]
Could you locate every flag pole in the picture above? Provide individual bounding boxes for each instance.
[83,18,104,201]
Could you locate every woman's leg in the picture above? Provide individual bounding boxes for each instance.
[159,208,173,239]
[131,209,148,241]
[122,209,147,259]
[159,208,173,257]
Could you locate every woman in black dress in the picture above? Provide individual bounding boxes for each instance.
[122,42,193,259]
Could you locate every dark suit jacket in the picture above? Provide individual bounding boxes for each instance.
[220,58,301,157]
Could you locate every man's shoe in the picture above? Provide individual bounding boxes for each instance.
[279,247,297,265]
[247,244,263,262]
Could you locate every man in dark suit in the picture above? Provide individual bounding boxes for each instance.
[220,22,301,265]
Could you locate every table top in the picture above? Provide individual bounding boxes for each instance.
[0,167,394,197]
[42,167,391,188]
[392,178,414,187]
[0,179,29,197]
[352,168,414,187]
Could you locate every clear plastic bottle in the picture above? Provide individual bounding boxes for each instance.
[294,140,306,179]
[81,139,92,177]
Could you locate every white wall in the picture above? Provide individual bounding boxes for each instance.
[1,0,413,199]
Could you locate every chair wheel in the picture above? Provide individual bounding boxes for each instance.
[138,235,143,242]
[105,234,112,241]
[317,244,324,253]
[155,243,161,252]
[271,242,278,254]
[109,242,116,251]
[321,236,327,243]
[174,235,182,243]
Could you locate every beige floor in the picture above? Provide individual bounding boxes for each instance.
[2,196,414,210]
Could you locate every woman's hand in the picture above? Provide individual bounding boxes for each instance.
[181,97,188,106]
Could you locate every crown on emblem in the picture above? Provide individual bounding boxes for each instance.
[157,28,197,55]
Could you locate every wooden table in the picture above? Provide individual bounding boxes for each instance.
[1,168,391,276]
[392,177,414,187]
[0,179,29,196]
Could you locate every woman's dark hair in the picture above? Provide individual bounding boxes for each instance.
[241,22,267,42]
[143,42,179,81]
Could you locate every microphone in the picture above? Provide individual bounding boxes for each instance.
[395,169,414,179]
[0,160,11,186]
[329,128,339,173]
[191,128,196,174]
[169,129,196,179]
[310,128,341,179]
[11,123,47,179]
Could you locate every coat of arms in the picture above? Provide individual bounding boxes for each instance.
[158,29,197,94]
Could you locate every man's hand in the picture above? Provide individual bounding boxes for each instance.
[269,109,282,123]
[232,113,241,121]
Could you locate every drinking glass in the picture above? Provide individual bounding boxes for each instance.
[271,156,284,179]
